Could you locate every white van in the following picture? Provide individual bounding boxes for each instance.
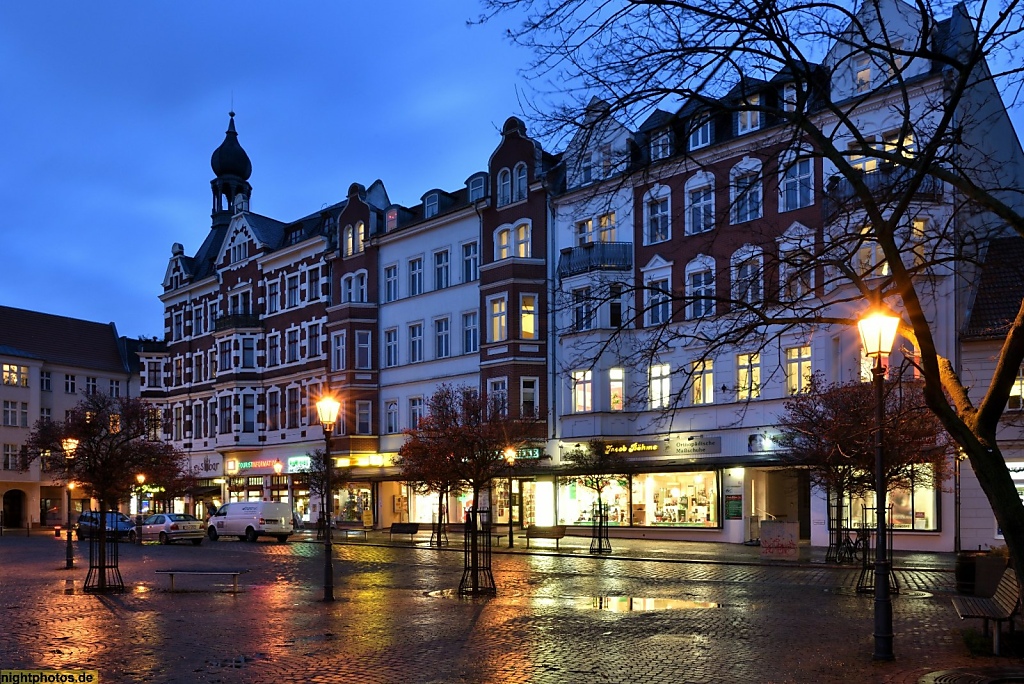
[206,502,293,543]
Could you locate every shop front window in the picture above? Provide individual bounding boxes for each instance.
[337,484,372,523]
[631,471,720,527]
[557,477,631,526]
[847,466,939,531]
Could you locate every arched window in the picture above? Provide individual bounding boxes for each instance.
[495,227,512,260]
[730,245,763,307]
[514,222,531,258]
[684,171,715,235]
[356,222,366,253]
[729,158,762,224]
[513,162,528,202]
[497,169,512,206]
[777,222,815,300]
[778,145,815,212]
[343,225,355,256]
[685,254,716,319]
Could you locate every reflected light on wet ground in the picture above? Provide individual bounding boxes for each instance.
[580,596,722,611]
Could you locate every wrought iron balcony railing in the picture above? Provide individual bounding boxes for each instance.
[213,313,263,332]
[557,241,633,278]
[824,167,943,223]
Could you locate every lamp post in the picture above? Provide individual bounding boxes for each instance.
[504,448,517,548]
[135,473,146,544]
[273,459,283,502]
[316,394,341,602]
[61,438,78,569]
[858,309,900,662]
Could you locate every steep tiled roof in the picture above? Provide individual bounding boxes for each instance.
[0,306,130,374]
[964,236,1024,339]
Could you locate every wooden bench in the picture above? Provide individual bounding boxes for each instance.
[338,527,368,541]
[526,525,567,549]
[952,567,1020,654]
[389,522,421,541]
[156,569,249,593]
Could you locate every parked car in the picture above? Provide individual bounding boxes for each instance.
[140,513,204,545]
[206,501,293,542]
[74,511,137,542]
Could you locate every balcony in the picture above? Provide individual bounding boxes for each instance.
[557,242,633,279]
[824,167,943,223]
[214,313,263,332]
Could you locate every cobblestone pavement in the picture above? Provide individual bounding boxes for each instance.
[0,530,1002,684]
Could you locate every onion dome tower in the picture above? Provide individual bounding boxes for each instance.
[210,111,252,227]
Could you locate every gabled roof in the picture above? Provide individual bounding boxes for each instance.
[0,306,130,374]
[963,236,1024,339]
[244,213,288,248]
[638,108,673,133]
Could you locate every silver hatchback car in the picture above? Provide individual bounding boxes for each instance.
[140,513,204,545]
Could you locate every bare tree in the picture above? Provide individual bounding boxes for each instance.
[481,0,1024,579]
[396,435,462,546]
[562,438,630,552]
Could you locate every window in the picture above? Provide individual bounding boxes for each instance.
[229,291,251,315]
[409,324,423,363]
[521,378,537,417]
[344,225,355,256]
[733,255,762,305]
[173,359,184,386]
[609,283,624,328]
[520,295,537,340]
[356,222,366,253]
[786,345,813,395]
[737,353,761,400]
[462,242,479,283]
[689,116,711,150]
[146,363,161,389]
[576,219,594,245]
[515,223,531,257]
[693,360,714,405]
[732,172,761,223]
[688,266,715,319]
[647,197,670,244]
[435,318,450,358]
[286,275,300,308]
[386,208,398,232]
[109,380,120,397]
[242,395,255,433]
[355,331,372,370]
[242,338,255,368]
[610,368,624,411]
[85,377,98,395]
[307,268,321,301]
[286,388,300,429]
[266,281,279,314]
[434,250,449,290]
[384,329,398,368]
[687,180,715,235]
[646,280,670,326]
[463,312,479,354]
[781,156,814,211]
[192,403,204,438]
[597,213,616,242]
[3,402,19,427]
[409,397,424,429]
[598,143,613,178]
[2,365,28,387]
[384,265,398,302]
[218,396,232,434]
[580,151,593,184]
[488,378,508,414]
[649,364,671,409]
[356,401,372,434]
[268,334,281,367]
[573,287,593,331]
[513,162,528,201]
[332,332,346,371]
[308,323,321,358]
[489,296,508,342]
[571,370,593,413]
[267,391,280,431]
[888,40,905,76]
[192,306,205,335]
[496,228,512,260]
[737,95,761,134]
[424,194,439,218]
[856,226,890,277]
[651,130,672,160]
[1010,367,1024,410]
[497,168,512,206]
[173,312,183,341]
[40,371,50,391]
[385,401,399,433]
[783,83,798,112]
[286,330,299,363]
[855,54,871,92]
[469,176,486,202]
[409,258,423,296]
[342,273,367,303]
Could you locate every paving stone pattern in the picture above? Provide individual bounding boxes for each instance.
[0,531,998,683]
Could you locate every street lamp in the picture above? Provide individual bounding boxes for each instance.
[858,308,900,662]
[316,394,341,602]
[273,459,283,503]
[61,438,78,569]
[504,447,516,548]
[135,473,146,544]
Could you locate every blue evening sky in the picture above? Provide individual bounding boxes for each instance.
[0,2,532,338]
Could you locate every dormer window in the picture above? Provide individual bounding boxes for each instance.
[689,116,711,150]
[737,96,761,134]
[497,169,512,206]
[386,208,398,232]
[286,227,303,246]
[424,194,439,218]
[651,130,672,161]
[855,55,871,93]
[469,176,485,202]
[783,83,798,112]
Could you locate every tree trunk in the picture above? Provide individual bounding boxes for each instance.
[966,445,1024,584]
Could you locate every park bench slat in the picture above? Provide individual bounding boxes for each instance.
[951,567,1020,655]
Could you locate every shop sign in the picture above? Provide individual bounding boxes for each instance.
[725,494,743,520]
[517,447,543,459]
[671,436,722,455]
[236,458,280,470]
[604,442,660,455]
[288,455,311,473]
[747,432,780,453]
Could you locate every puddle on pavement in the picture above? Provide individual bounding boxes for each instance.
[426,590,722,611]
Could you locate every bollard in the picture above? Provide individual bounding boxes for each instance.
[55,525,61,537]
[26,520,31,537]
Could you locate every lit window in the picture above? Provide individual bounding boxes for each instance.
[520,294,537,340]
[515,223,531,257]
[489,296,508,342]
[571,370,593,413]
[356,222,366,253]
[786,345,813,395]
[597,213,616,242]
[1010,367,1024,410]
[649,364,671,409]
[610,368,624,411]
[2,365,28,387]
[496,228,512,260]
[737,353,761,400]
[737,96,760,134]
[651,130,672,160]
[693,360,714,405]
[386,208,398,232]
[856,226,890,277]
[855,55,871,92]
[576,219,593,245]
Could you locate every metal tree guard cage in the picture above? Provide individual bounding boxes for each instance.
[459,508,495,596]
[856,504,900,595]
[590,501,612,554]
[84,509,124,593]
